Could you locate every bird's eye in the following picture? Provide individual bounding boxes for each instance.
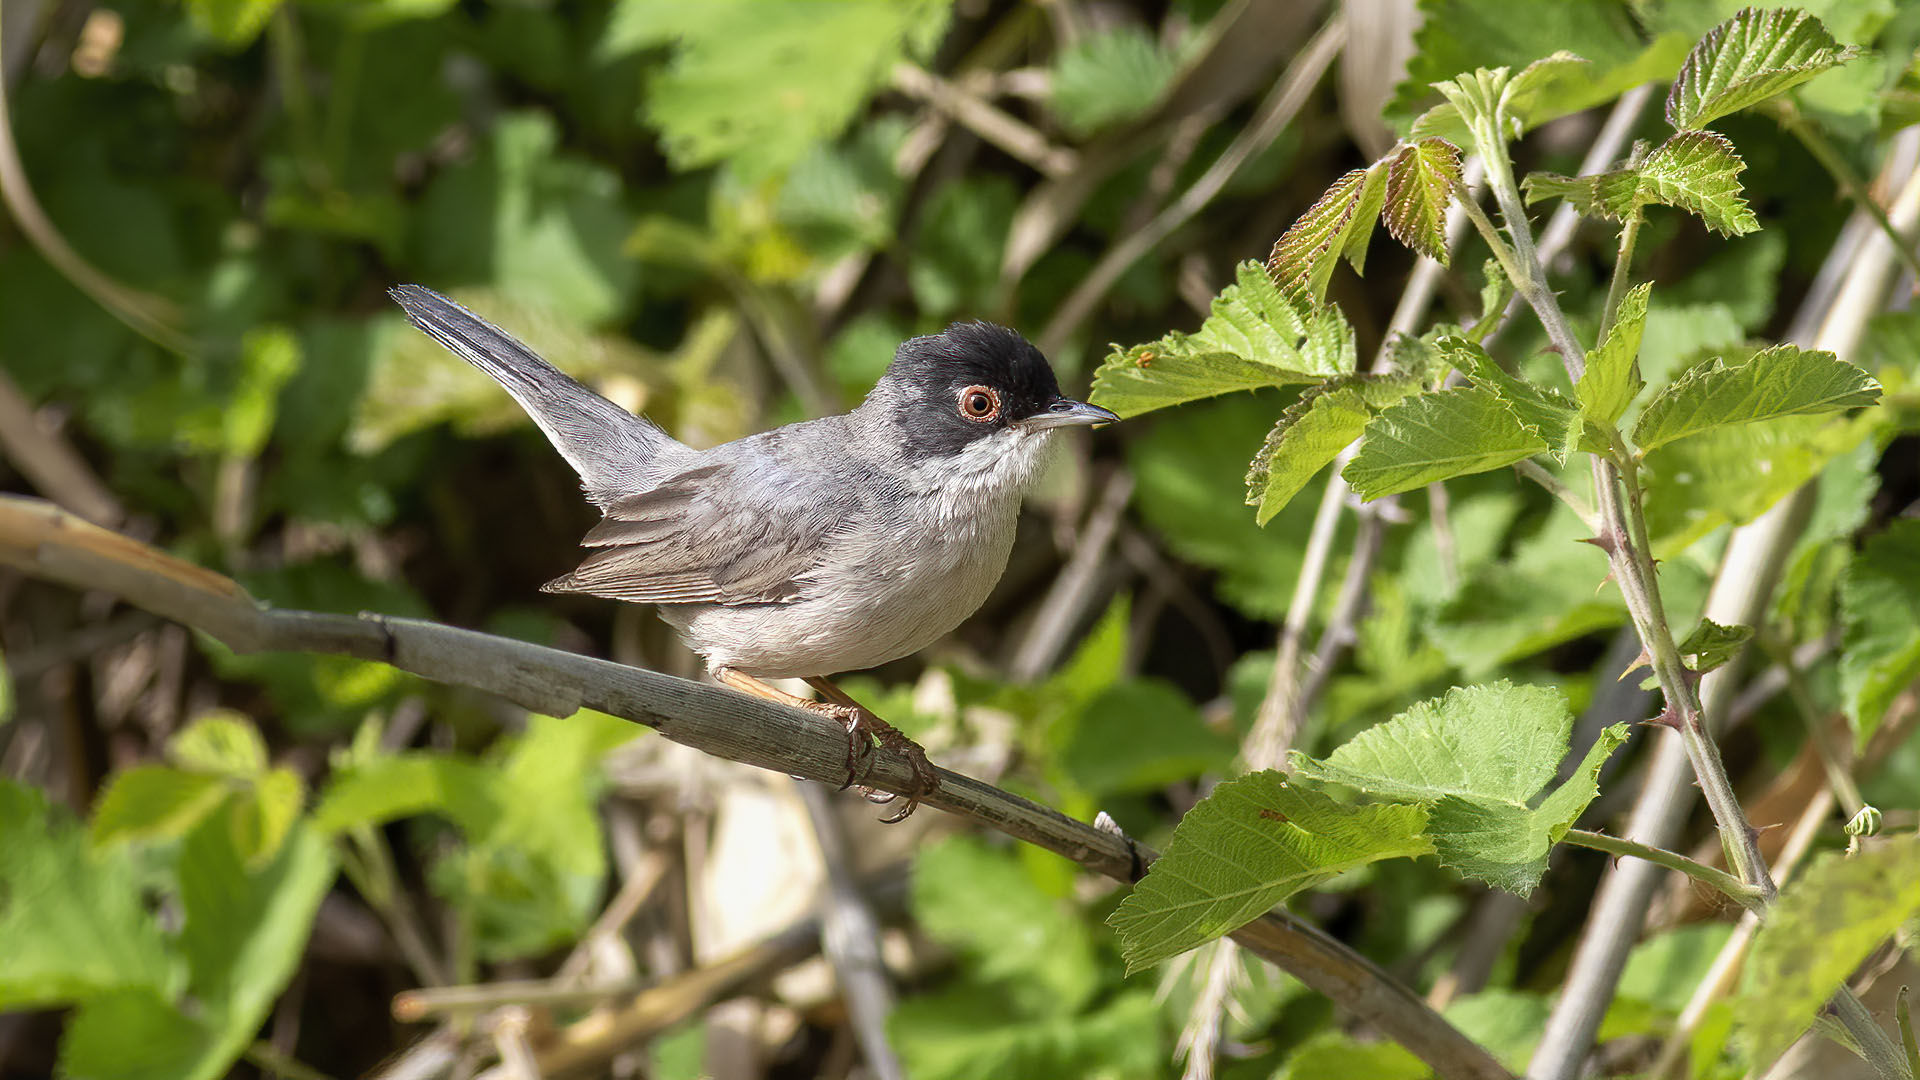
[958,385,1001,422]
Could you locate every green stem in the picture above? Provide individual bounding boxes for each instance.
[1469,120,1589,377]
[1600,214,1643,340]
[1514,459,1598,531]
[1775,102,1920,281]
[1561,829,1765,913]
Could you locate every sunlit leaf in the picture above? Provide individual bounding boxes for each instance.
[90,767,230,849]
[168,711,269,778]
[185,0,283,48]
[1441,336,1582,461]
[1344,385,1548,499]
[1632,345,1879,450]
[1109,774,1431,971]
[1580,282,1650,426]
[1667,7,1861,130]
[1676,618,1753,673]
[1244,375,1420,523]
[1267,163,1390,306]
[1292,682,1629,894]
[1525,131,1758,236]
[1739,833,1920,1070]
[1382,138,1463,263]
[1091,262,1355,418]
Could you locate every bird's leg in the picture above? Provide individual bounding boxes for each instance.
[804,676,939,823]
[711,666,875,789]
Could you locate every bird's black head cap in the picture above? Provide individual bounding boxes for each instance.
[866,322,1066,457]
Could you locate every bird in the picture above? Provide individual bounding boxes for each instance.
[389,285,1118,819]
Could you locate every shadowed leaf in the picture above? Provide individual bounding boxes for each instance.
[1633,344,1879,451]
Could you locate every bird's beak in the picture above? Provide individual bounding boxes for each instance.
[1022,398,1121,431]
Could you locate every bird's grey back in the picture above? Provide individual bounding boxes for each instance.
[388,285,687,506]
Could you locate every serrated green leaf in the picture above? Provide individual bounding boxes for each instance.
[1441,336,1582,461]
[604,0,950,179]
[1632,344,1880,450]
[1244,375,1420,524]
[1677,618,1753,673]
[1580,282,1651,425]
[90,767,231,849]
[1344,385,1549,499]
[1839,519,1920,749]
[1267,163,1390,306]
[1108,774,1431,970]
[1291,683,1628,894]
[168,711,268,777]
[913,836,1099,1014]
[1641,411,1869,556]
[1050,25,1181,136]
[1383,138,1463,263]
[1635,130,1760,236]
[1090,262,1355,418]
[1520,166,1644,220]
[1739,833,1920,1070]
[1667,7,1862,130]
[1057,681,1236,798]
[0,780,180,1010]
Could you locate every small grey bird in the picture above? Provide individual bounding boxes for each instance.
[390,285,1117,819]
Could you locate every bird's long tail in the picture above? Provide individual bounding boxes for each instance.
[389,285,682,506]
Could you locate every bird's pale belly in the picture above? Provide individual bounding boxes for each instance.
[660,509,1017,678]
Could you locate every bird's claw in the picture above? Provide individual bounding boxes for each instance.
[803,700,938,822]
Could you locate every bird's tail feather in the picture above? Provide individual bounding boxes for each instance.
[389,285,680,505]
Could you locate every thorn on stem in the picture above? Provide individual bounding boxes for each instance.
[1643,707,1682,730]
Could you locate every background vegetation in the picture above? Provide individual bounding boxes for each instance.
[1,1,1917,1079]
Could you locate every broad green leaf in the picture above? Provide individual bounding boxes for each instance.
[1275,1032,1427,1080]
[1292,682,1629,894]
[1108,773,1432,970]
[1839,520,1920,748]
[168,711,268,777]
[1244,375,1420,524]
[1267,163,1390,306]
[228,766,306,867]
[311,753,501,836]
[186,0,282,48]
[1739,833,1920,1069]
[1091,262,1355,418]
[1390,0,1690,133]
[1667,7,1861,129]
[603,0,950,179]
[1617,924,1738,1014]
[1057,682,1236,799]
[1632,345,1880,450]
[1344,385,1548,499]
[1441,336,1582,461]
[176,820,335,1068]
[90,767,230,849]
[1676,618,1753,673]
[1447,989,1552,1072]
[1050,25,1182,136]
[0,780,178,1009]
[1523,131,1759,236]
[907,175,1016,316]
[1430,501,1626,672]
[1382,138,1463,263]
[1641,411,1869,555]
[59,989,217,1080]
[913,836,1099,1014]
[1580,282,1651,426]
[1634,130,1760,236]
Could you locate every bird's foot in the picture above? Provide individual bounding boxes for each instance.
[803,701,938,823]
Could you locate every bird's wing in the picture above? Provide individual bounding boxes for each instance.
[540,455,846,606]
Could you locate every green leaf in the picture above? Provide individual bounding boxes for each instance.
[1382,138,1463,264]
[913,836,1099,1014]
[0,780,179,1009]
[1343,385,1549,499]
[59,989,217,1080]
[1677,618,1753,673]
[1267,163,1390,306]
[1050,25,1181,137]
[1108,774,1432,970]
[1292,683,1629,894]
[891,984,1160,1080]
[1641,411,1869,555]
[175,820,335,1065]
[1090,262,1355,418]
[228,766,306,867]
[1580,282,1650,426]
[1056,681,1236,799]
[311,753,502,836]
[1667,7,1862,130]
[1632,345,1880,450]
[1429,501,1626,672]
[186,0,283,48]
[1442,336,1582,461]
[907,175,1017,316]
[90,767,231,849]
[1839,519,1920,748]
[604,0,950,179]
[1739,833,1920,1070]
[168,710,268,777]
[1634,130,1760,236]
[1275,1032,1427,1080]
[1446,989,1552,1072]
[1244,375,1420,524]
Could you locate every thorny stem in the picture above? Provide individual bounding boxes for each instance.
[1559,829,1764,913]
[1600,213,1643,335]
[1469,119,1588,377]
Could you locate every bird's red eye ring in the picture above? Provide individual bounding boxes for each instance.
[958,385,1001,422]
